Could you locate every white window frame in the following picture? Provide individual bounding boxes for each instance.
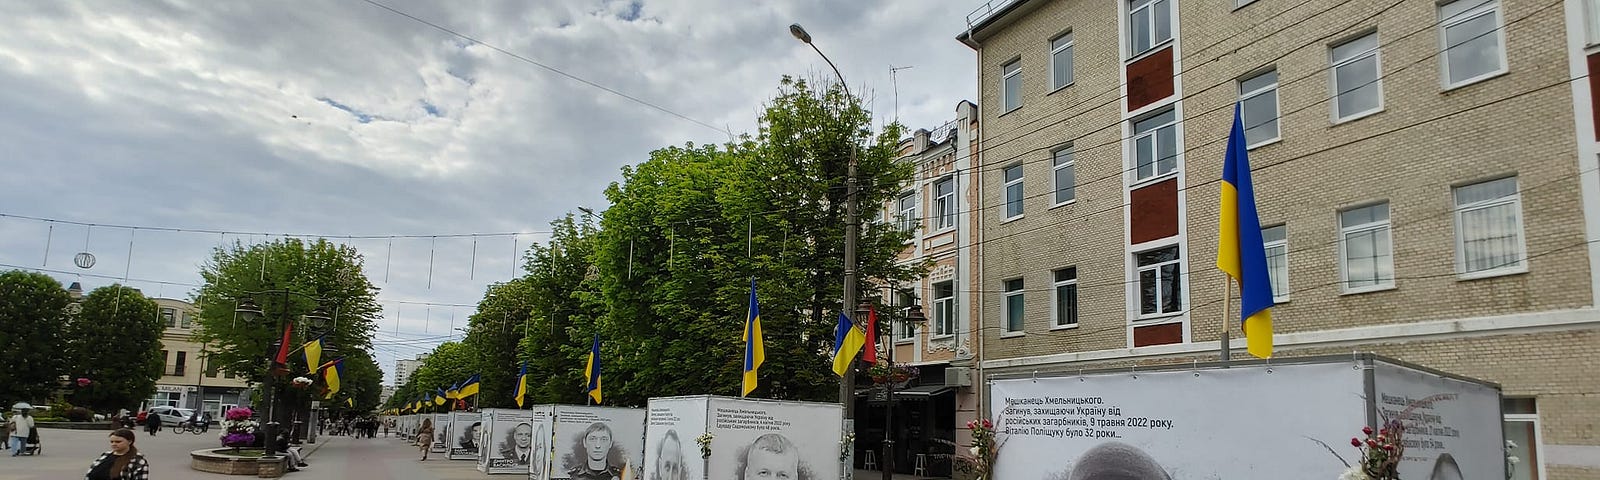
[1503,400,1548,480]
[1050,32,1074,91]
[1135,246,1183,319]
[1051,267,1079,329]
[933,177,957,231]
[1263,225,1290,303]
[1128,0,1173,58]
[1003,164,1025,220]
[1438,0,1508,89]
[1001,59,1022,113]
[897,191,918,233]
[1238,69,1281,148]
[1338,203,1396,293]
[1002,278,1025,336]
[895,290,917,343]
[1329,33,1384,122]
[1052,145,1076,206]
[1236,0,1258,9]
[1587,0,1600,46]
[1453,177,1527,278]
[1131,109,1179,184]
[933,281,955,338]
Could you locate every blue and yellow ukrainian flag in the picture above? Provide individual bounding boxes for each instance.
[1217,103,1275,359]
[445,381,460,400]
[742,279,765,397]
[457,374,481,398]
[514,362,529,408]
[831,311,866,376]
[585,334,602,403]
[302,337,324,374]
[433,388,447,406]
[318,358,345,399]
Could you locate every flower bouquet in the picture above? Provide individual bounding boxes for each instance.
[1341,420,1405,480]
[219,407,259,448]
[291,376,314,388]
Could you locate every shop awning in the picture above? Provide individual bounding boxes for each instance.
[892,385,954,399]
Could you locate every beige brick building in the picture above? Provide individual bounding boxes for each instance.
[148,298,248,420]
[956,0,1600,477]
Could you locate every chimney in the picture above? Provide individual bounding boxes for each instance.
[67,282,83,300]
[914,128,931,153]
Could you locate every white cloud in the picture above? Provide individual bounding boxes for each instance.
[0,0,978,384]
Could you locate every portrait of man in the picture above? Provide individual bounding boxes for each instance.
[734,433,812,480]
[564,422,625,480]
[654,429,688,480]
[498,422,537,466]
[1066,442,1170,480]
[458,421,482,452]
[1429,453,1463,480]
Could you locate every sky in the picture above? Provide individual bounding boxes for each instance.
[0,0,983,385]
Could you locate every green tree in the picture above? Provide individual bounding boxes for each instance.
[516,214,604,405]
[406,341,478,407]
[0,270,71,407]
[461,278,535,408]
[63,285,163,411]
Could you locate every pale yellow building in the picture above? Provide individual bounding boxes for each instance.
[148,298,248,419]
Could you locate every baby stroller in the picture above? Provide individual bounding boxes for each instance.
[18,428,40,456]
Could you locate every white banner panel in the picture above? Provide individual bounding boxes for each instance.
[529,406,556,480]
[449,412,483,460]
[550,406,646,480]
[1373,362,1505,480]
[432,414,450,453]
[644,397,709,480]
[480,409,540,474]
[990,363,1364,479]
[705,397,842,480]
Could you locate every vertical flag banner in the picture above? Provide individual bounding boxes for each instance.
[742,279,765,396]
[862,305,879,365]
[318,358,345,399]
[1216,102,1276,358]
[832,312,866,376]
[585,334,603,403]
[446,381,461,400]
[514,362,529,408]
[457,374,481,398]
[434,388,447,406]
[270,322,294,375]
[302,337,324,374]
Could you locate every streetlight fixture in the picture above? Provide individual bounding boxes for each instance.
[233,290,337,458]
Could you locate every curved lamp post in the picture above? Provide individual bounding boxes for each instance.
[234,291,334,457]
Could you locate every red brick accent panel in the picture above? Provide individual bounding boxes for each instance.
[1130,178,1179,244]
[1588,53,1600,139]
[1127,47,1174,112]
[1133,322,1184,347]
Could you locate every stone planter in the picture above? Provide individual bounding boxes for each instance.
[190,448,277,476]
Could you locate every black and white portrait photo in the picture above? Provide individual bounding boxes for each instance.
[563,422,627,480]
[497,422,545,467]
[653,429,688,480]
[458,421,482,452]
[733,433,813,480]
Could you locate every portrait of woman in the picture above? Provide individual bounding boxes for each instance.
[563,422,626,480]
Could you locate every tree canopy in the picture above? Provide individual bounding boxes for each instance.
[63,285,164,411]
[0,270,71,407]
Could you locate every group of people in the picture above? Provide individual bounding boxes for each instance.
[324,416,387,438]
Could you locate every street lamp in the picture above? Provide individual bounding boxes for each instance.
[234,290,336,458]
[882,303,923,479]
[789,20,864,420]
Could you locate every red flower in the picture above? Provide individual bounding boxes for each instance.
[1367,439,1379,447]
[1351,438,1362,447]
[1362,426,1374,435]
[1382,444,1395,451]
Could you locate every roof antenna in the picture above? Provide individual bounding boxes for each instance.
[890,65,914,123]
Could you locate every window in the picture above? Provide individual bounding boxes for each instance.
[1136,246,1182,316]
[175,351,187,377]
[205,362,219,379]
[1003,164,1025,219]
[1132,109,1178,182]
[1052,267,1079,328]
[1237,0,1258,8]
[1003,278,1025,334]
[1454,177,1525,276]
[897,192,918,232]
[1440,0,1506,87]
[1262,225,1290,302]
[1339,203,1394,292]
[1239,69,1280,147]
[1503,398,1545,480]
[1330,33,1383,120]
[161,350,171,376]
[160,308,177,328]
[1051,32,1074,90]
[1052,146,1076,205]
[933,281,955,337]
[179,311,193,329]
[896,290,917,341]
[1001,59,1022,113]
[1588,0,1600,45]
[1129,0,1173,57]
[934,177,956,230]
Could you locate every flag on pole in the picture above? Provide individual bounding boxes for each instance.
[457,374,481,398]
[318,358,345,399]
[514,362,529,408]
[741,279,765,397]
[302,337,324,374]
[270,322,294,376]
[831,312,866,376]
[861,305,879,365]
[1216,102,1276,359]
[433,388,447,406]
[346,397,354,408]
[446,381,461,400]
[585,334,602,403]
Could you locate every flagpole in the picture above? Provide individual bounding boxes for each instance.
[1220,278,1233,367]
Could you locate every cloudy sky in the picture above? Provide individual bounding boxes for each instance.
[0,0,981,385]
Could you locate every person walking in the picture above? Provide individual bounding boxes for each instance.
[143,412,161,436]
[84,429,150,480]
[416,418,435,461]
[7,408,34,456]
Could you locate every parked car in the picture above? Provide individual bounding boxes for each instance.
[140,406,195,425]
